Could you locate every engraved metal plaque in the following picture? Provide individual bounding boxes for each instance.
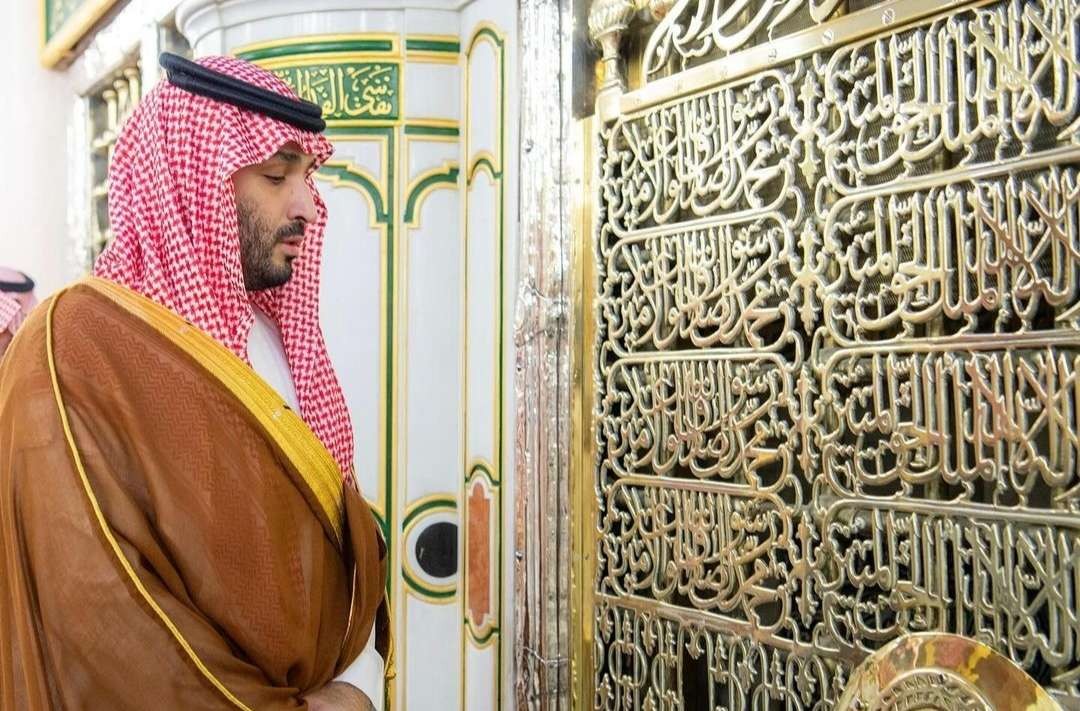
[586,0,1080,707]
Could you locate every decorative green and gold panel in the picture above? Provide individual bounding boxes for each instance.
[235,37,401,126]
[267,63,399,122]
[41,0,123,67]
[584,0,1080,708]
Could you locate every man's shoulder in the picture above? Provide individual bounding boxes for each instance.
[3,279,166,383]
[0,289,76,450]
[50,278,122,323]
[0,279,189,447]
[17,279,116,331]
[48,278,168,346]
[0,287,63,379]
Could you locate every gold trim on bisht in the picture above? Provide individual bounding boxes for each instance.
[82,276,345,547]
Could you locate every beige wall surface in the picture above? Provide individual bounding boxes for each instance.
[0,4,76,297]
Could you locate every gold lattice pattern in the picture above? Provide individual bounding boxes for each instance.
[589,0,1080,707]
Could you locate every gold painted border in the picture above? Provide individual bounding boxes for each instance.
[232,33,402,59]
[405,54,459,65]
[40,0,121,68]
[83,277,345,546]
[45,289,253,710]
[249,53,402,71]
[569,114,597,711]
[404,118,460,131]
[407,33,459,42]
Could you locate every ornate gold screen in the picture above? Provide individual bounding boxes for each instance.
[579,0,1080,707]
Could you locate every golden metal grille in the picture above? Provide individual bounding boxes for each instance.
[642,0,851,80]
[585,0,1080,707]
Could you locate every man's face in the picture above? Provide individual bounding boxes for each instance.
[232,142,318,291]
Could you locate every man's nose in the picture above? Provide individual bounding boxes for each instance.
[288,182,317,225]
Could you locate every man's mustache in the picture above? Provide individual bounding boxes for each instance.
[274,221,306,241]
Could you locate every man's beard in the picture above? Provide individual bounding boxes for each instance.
[237,199,306,291]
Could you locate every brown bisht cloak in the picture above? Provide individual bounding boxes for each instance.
[0,278,390,710]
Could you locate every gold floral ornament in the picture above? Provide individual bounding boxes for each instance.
[587,0,645,123]
[837,633,1063,711]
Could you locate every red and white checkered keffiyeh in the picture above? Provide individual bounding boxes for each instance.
[0,267,37,339]
[0,294,21,337]
[94,55,356,486]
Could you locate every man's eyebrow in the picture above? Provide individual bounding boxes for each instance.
[271,150,302,163]
[269,150,315,168]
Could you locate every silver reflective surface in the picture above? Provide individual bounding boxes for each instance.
[516,1,575,709]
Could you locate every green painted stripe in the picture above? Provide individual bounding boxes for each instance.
[466,27,505,54]
[317,163,389,222]
[466,461,499,485]
[404,167,460,223]
[406,38,461,54]
[465,620,500,645]
[403,124,460,137]
[384,131,397,604]
[237,39,395,62]
[462,155,498,182]
[324,124,398,137]
[494,30,507,710]
[402,496,457,529]
[404,569,457,600]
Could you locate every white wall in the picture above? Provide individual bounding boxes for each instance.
[0,4,77,296]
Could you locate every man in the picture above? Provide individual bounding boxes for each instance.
[0,267,37,359]
[0,54,388,709]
